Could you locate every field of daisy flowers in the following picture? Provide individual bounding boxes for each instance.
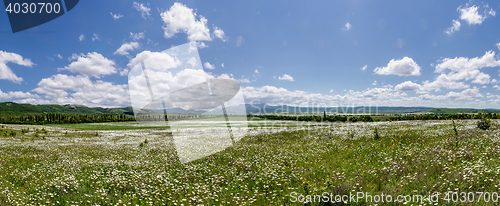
[1,119,500,205]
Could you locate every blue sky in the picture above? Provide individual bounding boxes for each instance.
[1,0,500,108]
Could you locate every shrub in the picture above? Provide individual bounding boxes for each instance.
[477,118,492,130]
[373,127,381,140]
[452,120,458,136]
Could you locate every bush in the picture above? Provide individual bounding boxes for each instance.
[477,118,492,130]
[373,127,381,140]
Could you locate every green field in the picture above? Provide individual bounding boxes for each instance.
[1,119,500,205]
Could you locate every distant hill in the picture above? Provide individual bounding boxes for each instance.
[428,108,500,115]
[0,102,135,116]
[1,102,499,116]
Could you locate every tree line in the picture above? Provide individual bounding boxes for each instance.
[0,113,135,125]
[248,112,499,123]
[387,112,499,121]
[248,113,374,122]
[0,113,228,125]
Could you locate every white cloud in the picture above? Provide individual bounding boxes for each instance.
[445,19,461,35]
[114,42,140,55]
[55,54,63,59]
[278,74,294,81]
[213,26,226,41]
[130,32,145,41]
[422,50,500,91]
[374,57,421,76]
[342,22,351,31]
[395,81,422,92]
[110,12,124,20]
[0,89,37,100]
[435,50,500,73]
[238,78,251,84]
[361,65,367,71]
[497,42,500,51]
[69,53,83,61]
[92,33,100,42]
[221,63,225,68]
[254,69,259,74]
[443,87,483,100]
[128,50,181,71]
[31,74,129,107]
[59,52,117,78]
[0,51,35,83]
[196,42,208,48]
[79,34,85,41]
[133,2,151,19]
[329,89,334,93]
[492,79,499,84]
[203,62,215,70]
[372,80,377,86]
[458,4,494,25]
[160,2,212,42]
[494,85,500,90]
[120,68,129,76]
[241,84,487,108]
[471,72,490,84]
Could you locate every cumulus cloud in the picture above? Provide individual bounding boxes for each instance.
[79,34,85,41]
[0,89,37,100]
[0,51,35,83]
[130,32,145,41]
[238,78,251,84]
[59,52,117,78]
[374,57,421,76]
[110,12,123,20]
[422,50,500,91]
[127,50,181,70]
[395,81,422,92]
[372,81,377,86]
[435,51,500,73]
[278,74,294,81]
[342,22,351,31]
[497,42,500,51]
[55,54,63,59]
[31,74,129,107]
[471,72,490,84]
[203,62,215,70]
[114,42,140,55]
[443,87,483,100]
[241,84,488,108]
[133,2,151,19]
[445,19,461,35]
[458,4,495,25]
[160,3,212,42]
[196,42,208,48]
[213,26,226,41]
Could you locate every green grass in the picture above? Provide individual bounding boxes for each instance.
[1,120,500,205]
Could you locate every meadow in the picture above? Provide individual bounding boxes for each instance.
[1,119,500,205]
